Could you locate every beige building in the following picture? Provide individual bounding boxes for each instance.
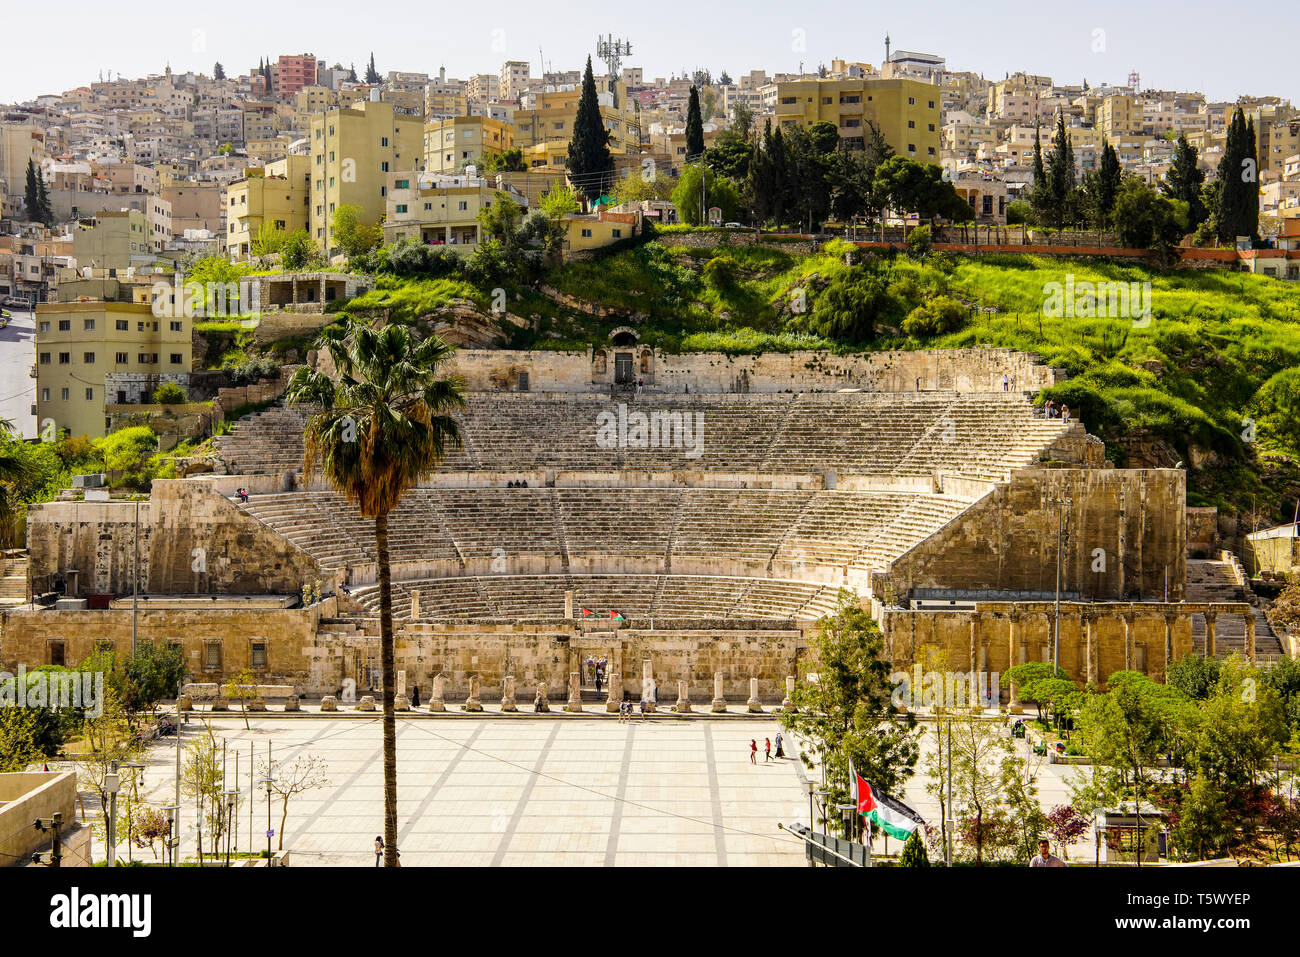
[382,171,503,249]
[309,101,422,255]
[34,299,192,438]
[512,86,642,166]
[72,209,157,271]
[772,76,941,160]
[423,116,514,173]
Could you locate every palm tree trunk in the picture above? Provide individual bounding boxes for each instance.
[376,510,399,866]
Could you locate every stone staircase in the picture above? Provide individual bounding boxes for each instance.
[0,554,27,604]
[1185,556,1285,663]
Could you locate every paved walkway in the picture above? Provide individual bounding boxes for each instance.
[125,716,811,867]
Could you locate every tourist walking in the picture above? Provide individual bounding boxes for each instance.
[374,835,384,867]
[595,672,603,696]
[750,740,757,764]
[764,737,772,762]
[774,731,784,758]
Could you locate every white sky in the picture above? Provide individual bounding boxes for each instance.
[4,0,1294,106]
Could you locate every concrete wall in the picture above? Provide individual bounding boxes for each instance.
[438,348,1058,395]
[25,480,322,597]
[878,468,1186,603]
[0,772,78,867]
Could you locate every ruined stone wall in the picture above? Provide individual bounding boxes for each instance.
[26,480,322,597]
[879,468,1186,602]
[441,348,1058,395]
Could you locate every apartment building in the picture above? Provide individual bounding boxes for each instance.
[512,86,642,164]
[500,61,531,101]
[0,116,47,204]
[71,209,156,270]
[382,171,503,248]
[423,116,514,173]
[271,54,323,99]
[772,77,941,159]
[34,299,192,438]
[1097,94,1142,139]
[309,101,421,255]
[225,154,312,259]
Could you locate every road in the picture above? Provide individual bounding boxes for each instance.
[0,305,36,437]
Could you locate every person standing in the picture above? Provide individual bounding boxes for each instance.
[595,671,603,697]
[774,731,784,758]
[764,737,772,762]
[374,835,384,867]
[411,684,420,708]
[1030,838,1066,867]
[750,740,757,765]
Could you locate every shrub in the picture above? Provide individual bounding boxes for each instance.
[151,382,186,405]
[907,225,932,256]
[901,296,968,337]
[703,255,738,288]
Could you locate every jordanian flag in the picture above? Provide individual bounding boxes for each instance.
[850,762,924,841]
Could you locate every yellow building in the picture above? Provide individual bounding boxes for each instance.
[1097,95,1140,140]
[423,116,514,173]
[34,299,192,438]
[425,90,468,120]
[309,101,422,255]
[224,154,312,260]
[772,77,940,160]
[511,87,642,166]
[562,211,638,253]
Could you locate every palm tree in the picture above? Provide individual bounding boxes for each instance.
[285,318,463,866]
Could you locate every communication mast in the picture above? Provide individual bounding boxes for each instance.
[1127,70,1141,93]
[596,34,633,83]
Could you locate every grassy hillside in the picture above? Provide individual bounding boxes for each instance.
[275,237,1300,523]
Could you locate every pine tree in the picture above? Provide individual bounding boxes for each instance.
[365,53,380,85]
[1094,139,1122,227]
[36,173,52,226]
[1045,111,1077,229]
[899,828,931,867]
[1161,133,1206,230]
[567,57,614,202]
[213,62,225,81]
[1243,116,1259,240]
[685,86,705,159]
[1031,121,1047,193]
[1215,108,1246,243]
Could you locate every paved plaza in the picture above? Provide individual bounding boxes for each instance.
[115,712,1093,866]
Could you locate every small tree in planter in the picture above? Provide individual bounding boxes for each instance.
[899,828,930,867]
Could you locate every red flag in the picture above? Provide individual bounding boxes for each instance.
[582,607,593,618]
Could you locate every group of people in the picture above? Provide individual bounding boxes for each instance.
[235,487,249,503]
[373,835,401,866]
[1042,399,1071,421]
[617,698,650,720]
[505,479,530,488]
[749,733,785,763]
[584,655,609,695]
[1001,374,1019,392]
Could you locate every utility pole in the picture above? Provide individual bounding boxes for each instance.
[132,497,139,656]
[106,762,120,867]
[945,717,953,866]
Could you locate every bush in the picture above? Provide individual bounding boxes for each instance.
[702,255,738,288]
[1006,200,1035,226]
[95,426,158,473]
[151,382,186,405]
[901,296,968,337]
[899,829,931,867]
[223,357,280,385]
[907,225,932,256]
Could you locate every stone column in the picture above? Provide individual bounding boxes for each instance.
[1007,613,1023,714]
[641,659,656,713]
[1204,610,1217,659]
[464,675,483,712]
[501,675,518,712]
[711,672,727,713]
[746,677,763,713]
[606,673,621,712]
[428,673,446,712]
[566,672,583,712]
[564,590,573,619]
[674,679,691,713]
[1246,614,1257,665]
[1122,612,1134,672]
[410,590,421,619]
[969,615,979,672]
[534,682,549,713]
[781,675,796,712]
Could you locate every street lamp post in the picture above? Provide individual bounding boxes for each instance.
[222,789,239,866]
[162,805,179,867]
[105,762,121,867]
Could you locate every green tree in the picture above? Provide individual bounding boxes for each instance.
[671,165,740,225]
[685,86,705,158]
[1166,653,1221,701]
[780,592,919,832]
[808,267,893,342]
[747,120,789,227]
[1112,177,1186,251]
[121,642,187,714]
[873,156,973,226]
[1215,108,1258,243]
[567,57,614,202]
[611,170,675,205]
[213,62,225,80]
[365,53,380,85]
[1085,139,1122,228]
[1162,133,1207,231]
[1171,772,1232,861]
[95,426,158,473]
[330,205,382,259]
[286,318,464,865]
[898,828,930,866]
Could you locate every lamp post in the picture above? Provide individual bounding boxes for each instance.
[162,804,179,867]
[222,789,239,866]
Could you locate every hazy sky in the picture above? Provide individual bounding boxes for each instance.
[4,0,1294,105]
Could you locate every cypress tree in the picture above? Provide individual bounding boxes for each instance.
[213,62,225,80]
[1046,111,1076,229]
[685,86,705,159]
[36,173,52,226]
[1215,109,1245,243]
[1243,116,1259,239]
[899,828,931,867]
[1031,121,1046,193]
[567,57,614,202]
[24,159,40,223]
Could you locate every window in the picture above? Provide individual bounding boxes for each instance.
[39,321,49,332]
[581,228,592,237]
[116,352,128,364]
[908,120,915,129]
[41,388,49,401]
[85,388,94,401]
[612,229,621,238]
[395,179,409,189]
[457,201,467,211]
[251,642,267,669]
[58,320,70,331]
[395,204,408,213]
[60,388,69,400]
[170,353,183,364]
[39,352,50,364]
[48,641,66,667]
[58,352,70,364]
[170,321,182,332]
[204,642,222,670]
[83,352,95,363]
